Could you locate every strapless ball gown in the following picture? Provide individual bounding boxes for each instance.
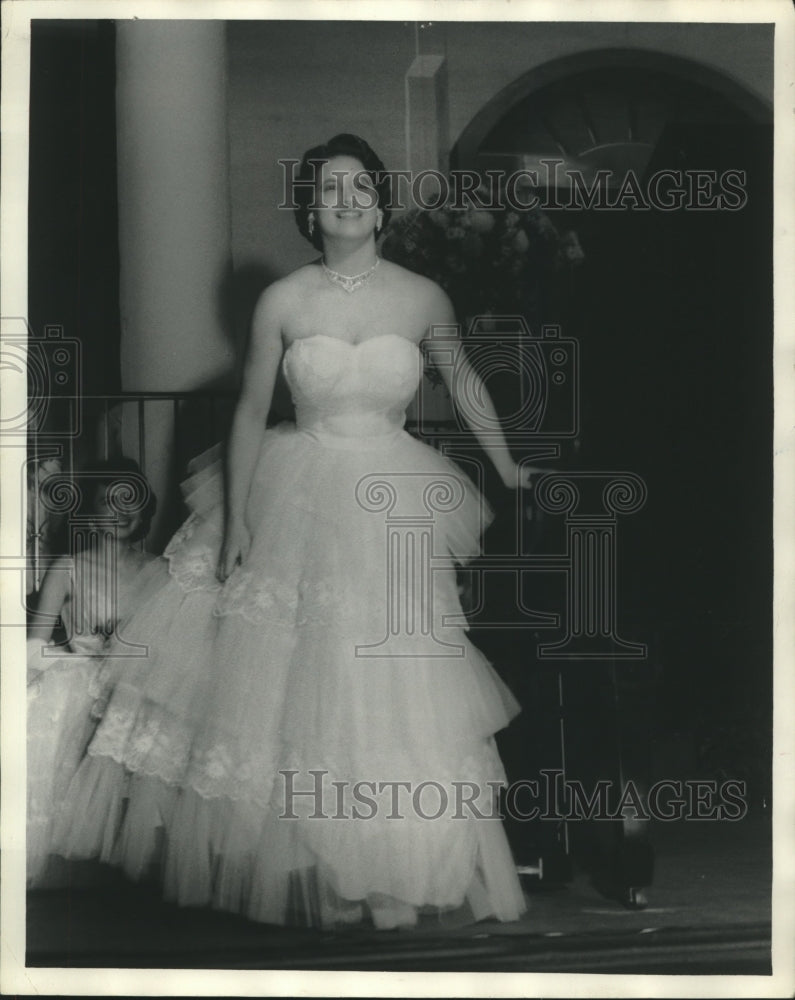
[52,333,526,928]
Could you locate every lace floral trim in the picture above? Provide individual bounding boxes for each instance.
[211,573,394,628]
[165,516,367,627]
[163,507,470,630]
[185,740,279,803]
[213,570,298,625]
[88,691,193,787]
[183,736,507,812]
[210,573,464,630]
[79,681,507,828]
[164,515,221,594]
[296,578,337,626]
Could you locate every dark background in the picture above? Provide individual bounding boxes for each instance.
[28,20,121,401]
[469,87,773,821]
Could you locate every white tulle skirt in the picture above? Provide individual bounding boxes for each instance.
[27,642,101,886]
[26,556,167,888]
[51,424,526,928]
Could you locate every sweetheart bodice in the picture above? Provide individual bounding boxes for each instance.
[283,334,422,446]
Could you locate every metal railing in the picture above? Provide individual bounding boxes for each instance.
[27,390,458,592]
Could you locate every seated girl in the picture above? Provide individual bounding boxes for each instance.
[27,457,162,887]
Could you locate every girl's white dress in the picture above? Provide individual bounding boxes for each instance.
[27,553,165,886]
[52,333,526,927]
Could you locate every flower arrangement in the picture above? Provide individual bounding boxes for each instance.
[381,194,584,331]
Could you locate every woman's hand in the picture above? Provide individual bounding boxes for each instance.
[217,521,252,582]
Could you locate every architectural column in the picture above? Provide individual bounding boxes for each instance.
[115,21,234,547]
[116,20,233,390]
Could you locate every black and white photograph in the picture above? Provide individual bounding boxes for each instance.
[1,0,793,994]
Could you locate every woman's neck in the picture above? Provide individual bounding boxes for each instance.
[321,238,379,276]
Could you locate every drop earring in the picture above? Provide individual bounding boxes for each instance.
[375,210,383,235]
[308,214,315,237]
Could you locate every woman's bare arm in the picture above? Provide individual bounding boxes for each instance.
[423,283,545,488]
[218,284,286,579]
[27,555,71,645]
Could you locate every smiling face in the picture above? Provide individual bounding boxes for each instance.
[89,483,144,542]
[314,155,380,245]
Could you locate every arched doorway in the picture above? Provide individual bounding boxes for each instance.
[452,48,771,171]
[456,53,773,884]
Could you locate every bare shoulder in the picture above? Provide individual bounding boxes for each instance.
[48,553,74,575]
[381,259,441,297]
[380,260,454,321]
[278,261,322,294]
[252,264,319,331]
[40,553,75,595]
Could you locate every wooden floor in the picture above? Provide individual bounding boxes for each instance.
[26,813,772,974]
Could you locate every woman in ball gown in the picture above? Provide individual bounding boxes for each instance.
[52,134,539,930]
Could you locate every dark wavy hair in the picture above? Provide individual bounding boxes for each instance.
[294,133,392,251]
[77,456,157,543]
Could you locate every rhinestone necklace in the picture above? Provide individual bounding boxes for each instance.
[321,256,380,293]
